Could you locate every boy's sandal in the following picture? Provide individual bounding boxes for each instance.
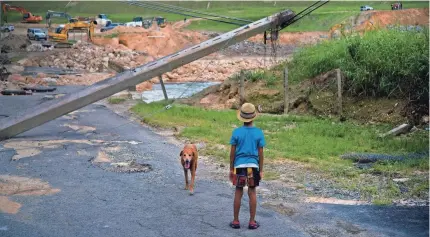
[230,221,240,229]
[248,221,260,229]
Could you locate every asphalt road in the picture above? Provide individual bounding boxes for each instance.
[0,86,428,237]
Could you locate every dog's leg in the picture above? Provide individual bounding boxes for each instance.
[184,168,189,190]
[190,166,196,195]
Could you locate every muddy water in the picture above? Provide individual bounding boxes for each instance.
[141,81,219,103]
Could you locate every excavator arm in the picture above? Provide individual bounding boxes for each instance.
[46,10,72,27]
[2,4,42,23]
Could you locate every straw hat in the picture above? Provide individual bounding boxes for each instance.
[237,103,258,122]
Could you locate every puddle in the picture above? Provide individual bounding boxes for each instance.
[0,175,60,214]
[304,197,367,205]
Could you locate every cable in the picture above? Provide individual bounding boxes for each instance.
[121,1,245,26]
[139,1,252,24]
[279,0,330,29]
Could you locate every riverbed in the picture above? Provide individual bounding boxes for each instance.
[141,81,219,103]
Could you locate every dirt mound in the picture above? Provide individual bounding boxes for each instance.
[0,34,31,53]
[95,24,207,57]
[358,8,429,29]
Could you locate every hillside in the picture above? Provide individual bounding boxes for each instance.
[2,1,429,32]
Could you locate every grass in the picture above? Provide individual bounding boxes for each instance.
[3,1,429,32]
[108,97,126,104]
[288,28,429,104]
[131,101,428,203]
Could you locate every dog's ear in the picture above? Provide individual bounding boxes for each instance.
[179,150,183,157]
[192,150,198,160]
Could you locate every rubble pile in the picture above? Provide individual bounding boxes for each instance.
[20,42,153,73]
[161,57,280,83]
[26,44,54,52]
[0,34,30,53]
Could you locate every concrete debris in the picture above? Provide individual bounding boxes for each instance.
[381,124,412,137]
[26,44,54,52]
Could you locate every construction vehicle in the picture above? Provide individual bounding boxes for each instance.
[46,11,91,29]
[45,10,72,28]
[96,14,111,27]
[1,3,43,23]
[391,2,403,10]
[155,16,167,28]
[125,16,166,29]
[0,0,330,140]
[48,20,97,43]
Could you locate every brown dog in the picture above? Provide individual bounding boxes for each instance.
[180,144,198,195]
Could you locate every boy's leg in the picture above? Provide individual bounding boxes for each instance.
[233,187,244,221]
[248,187,257,223]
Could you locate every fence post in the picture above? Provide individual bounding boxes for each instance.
[336,68,342,115]
[284,67,289,114]
[159,75,168,101]
[239,70,245,105]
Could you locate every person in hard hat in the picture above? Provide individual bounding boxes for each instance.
[229,103,265,230]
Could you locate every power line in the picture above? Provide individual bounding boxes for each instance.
[121,1,246,26]
[140,1,252,24]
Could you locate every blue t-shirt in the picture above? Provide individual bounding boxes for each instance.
[229,126,266,168]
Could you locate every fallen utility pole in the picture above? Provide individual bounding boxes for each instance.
[0,10,296,141]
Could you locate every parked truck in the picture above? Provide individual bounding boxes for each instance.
[95,14,111,27]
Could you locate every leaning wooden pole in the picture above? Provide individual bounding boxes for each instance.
[0,10,295,140]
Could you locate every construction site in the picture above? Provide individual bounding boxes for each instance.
[0,1,429,237]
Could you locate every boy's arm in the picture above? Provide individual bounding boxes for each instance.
[229,145,236,172]
[258,147,264,173]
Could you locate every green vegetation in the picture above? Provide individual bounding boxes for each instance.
[103,33,120,39]
[3,1,429,32]
[132,101,428,203]
[288,28,429,103]
[108,97,126,104]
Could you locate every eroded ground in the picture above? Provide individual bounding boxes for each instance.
[0,87,428,237]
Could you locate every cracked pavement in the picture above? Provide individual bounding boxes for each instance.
[0,86,428,237]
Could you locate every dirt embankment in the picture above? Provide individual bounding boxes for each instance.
[356,8,429,30]
[181,69,416,124]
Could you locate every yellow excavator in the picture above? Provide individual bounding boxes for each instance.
[48,20,97,43]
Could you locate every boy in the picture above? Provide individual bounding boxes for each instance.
[229,103,265,230]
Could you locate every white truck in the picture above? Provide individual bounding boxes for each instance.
[95,14,111,27]
[125,16,153,28]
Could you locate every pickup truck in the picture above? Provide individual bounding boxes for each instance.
[0,25,15,32]
[96,14,112,27]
